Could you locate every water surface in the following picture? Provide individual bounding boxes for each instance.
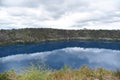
[0,40,120,72]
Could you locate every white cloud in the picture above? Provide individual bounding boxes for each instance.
[0,0,120,29]
[89,0,119,11]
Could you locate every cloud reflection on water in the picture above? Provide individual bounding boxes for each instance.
[0,47,120,72]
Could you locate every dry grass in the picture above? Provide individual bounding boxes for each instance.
[0,65,119,80]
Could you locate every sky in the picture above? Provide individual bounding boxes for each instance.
[0,0,120,30]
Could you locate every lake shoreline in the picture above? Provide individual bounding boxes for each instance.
[0,37,120,46]
[0,28,120,46]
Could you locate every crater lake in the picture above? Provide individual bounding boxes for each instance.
[0,40,120,72]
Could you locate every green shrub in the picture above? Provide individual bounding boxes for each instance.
[114,69,120,79]
[0,65,119,80]
[0,70,19,80]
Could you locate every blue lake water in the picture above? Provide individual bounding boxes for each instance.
[0,40,120,72]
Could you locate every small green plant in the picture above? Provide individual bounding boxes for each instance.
[114,69,120,79]
[19,65,49,80]
[0,69,19,80]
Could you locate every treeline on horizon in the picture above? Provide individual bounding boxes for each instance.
[0,28,120,45]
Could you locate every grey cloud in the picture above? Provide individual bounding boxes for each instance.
[0,0,40,7]
[0,0,90,19]
[0,0,66,19]
[74,11,120,27]
[0,0,64,7]
[44,0,90,19]
[0,0,120,29]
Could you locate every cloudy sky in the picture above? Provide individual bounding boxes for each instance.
[0,0,120,30]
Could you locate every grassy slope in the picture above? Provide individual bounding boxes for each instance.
[0,28,120,45]
[0,65,120,80]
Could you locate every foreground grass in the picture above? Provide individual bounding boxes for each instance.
[0,65,120,80]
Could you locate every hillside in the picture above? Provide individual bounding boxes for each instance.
[0,28,120,45]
